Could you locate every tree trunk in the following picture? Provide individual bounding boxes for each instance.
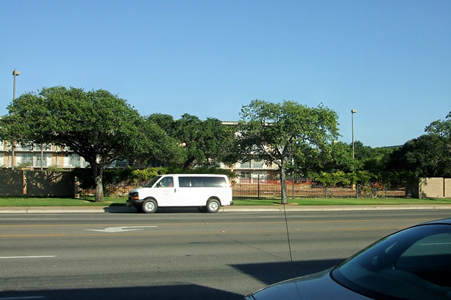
[280,164,288,204]
[182,157,196,169]
[90,160,104,202]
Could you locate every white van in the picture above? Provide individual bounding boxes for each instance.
[127,174,233,213]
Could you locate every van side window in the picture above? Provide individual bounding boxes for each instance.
[179,177,191,187]
[203,177,227,187]
[178,176,227,188]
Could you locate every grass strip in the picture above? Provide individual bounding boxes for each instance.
[0,197,126,206]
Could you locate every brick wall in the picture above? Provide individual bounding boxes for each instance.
[415,177,450,198]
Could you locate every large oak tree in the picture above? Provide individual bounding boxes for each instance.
[1,86,171,202]
[237,100,339,204]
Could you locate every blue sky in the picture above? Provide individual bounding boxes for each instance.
[1,0,450,147]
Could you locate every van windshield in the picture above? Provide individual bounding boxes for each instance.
[143,176,161,188]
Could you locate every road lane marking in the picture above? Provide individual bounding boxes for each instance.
[0,255,55,259]
[85,226,157,233]
[0,297,45,299]
[0,226,403,238]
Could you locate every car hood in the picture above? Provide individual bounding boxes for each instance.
[129,187,148,193]
[244,269,372,300]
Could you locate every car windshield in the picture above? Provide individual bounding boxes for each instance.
[331,224,451,300]
[143,176,162,188]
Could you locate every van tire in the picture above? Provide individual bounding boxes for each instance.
[142,199,158,213]
[206,199,220,213]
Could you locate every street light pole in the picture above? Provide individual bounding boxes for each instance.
[12,70,20,100]
[351,110,357,191]
[351,109,357,160]
[11,70,20,170]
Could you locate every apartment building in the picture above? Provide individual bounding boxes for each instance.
[1,119,279,179]
[0,141,88,170]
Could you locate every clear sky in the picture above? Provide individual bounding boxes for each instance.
[1,0,450,148]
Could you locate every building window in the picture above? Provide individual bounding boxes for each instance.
[252,160,264,168]
[240,161,251,168]
[70,154,81,168]
[64,154,80,168]
[34,154,52,168]
[16,153,33,167]
[63,154,88,168]
[252,171,267,179]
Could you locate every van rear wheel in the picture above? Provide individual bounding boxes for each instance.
[142,199,158,213]
[206,199,220,213]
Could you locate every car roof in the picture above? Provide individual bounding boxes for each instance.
[422,218,451,225]
[164,174,227,177]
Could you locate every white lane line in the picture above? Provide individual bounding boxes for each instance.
[85,226,157,233]
[0,255,55,259]
[0,297,45,299]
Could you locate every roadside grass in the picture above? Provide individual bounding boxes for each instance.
[0,197,127,207]
[0,197,450,207]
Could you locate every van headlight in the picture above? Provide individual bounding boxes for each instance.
[129,192,139,200]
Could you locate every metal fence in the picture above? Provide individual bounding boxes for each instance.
[232,177,406,199]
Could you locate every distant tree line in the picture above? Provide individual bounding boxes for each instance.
[1,86,450,203]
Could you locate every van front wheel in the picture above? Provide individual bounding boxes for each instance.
[206,199,220,213]
[142,199,158,213]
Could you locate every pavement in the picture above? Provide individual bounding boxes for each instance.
[1,204,451,213]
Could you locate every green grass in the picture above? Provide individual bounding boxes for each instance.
[0,197,450,207]
[0,197,127,207]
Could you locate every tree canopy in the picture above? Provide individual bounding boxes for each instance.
[386,111,451,178]
[149,113,237,169]
[237,100,339,203]
[1,86,171,201]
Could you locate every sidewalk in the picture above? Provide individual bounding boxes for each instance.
[1,204,451,214]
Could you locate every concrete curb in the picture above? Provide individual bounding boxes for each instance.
[221,205,451,212]
[1,205,451,214]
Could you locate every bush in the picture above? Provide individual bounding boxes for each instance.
[132,167,169,184]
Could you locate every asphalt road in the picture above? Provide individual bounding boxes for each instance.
[0,209,450,300]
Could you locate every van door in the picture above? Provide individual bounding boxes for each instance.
[152,176,177,206]
[177,176,211,206]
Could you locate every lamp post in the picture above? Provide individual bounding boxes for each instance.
[11,70,20,170]
[351,109,357,160]
[351,109,357,191]
[12,70,20,100]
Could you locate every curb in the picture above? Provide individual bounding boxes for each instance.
[1,205,451,214]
